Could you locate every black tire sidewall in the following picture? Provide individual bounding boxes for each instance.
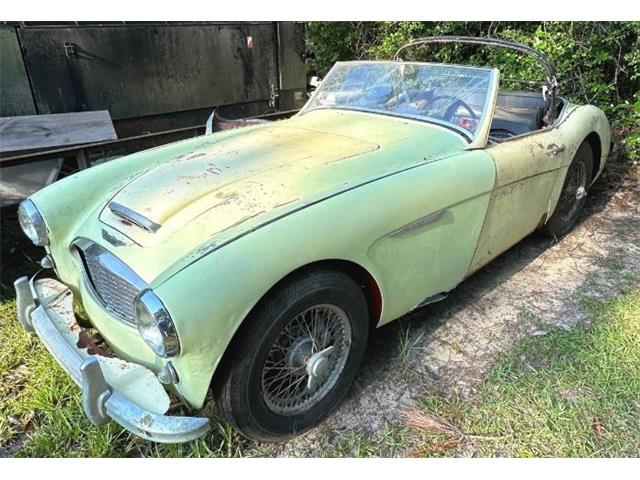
[544,142,594,237]
[219,270,369,441]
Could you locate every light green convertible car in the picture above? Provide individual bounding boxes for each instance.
[14,37,610,442]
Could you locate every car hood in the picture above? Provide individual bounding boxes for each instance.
[91,109,466,282]
[100,123,378,246]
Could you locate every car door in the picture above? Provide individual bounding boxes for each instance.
[468,115,568,274]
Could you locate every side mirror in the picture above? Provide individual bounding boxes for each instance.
[308,76,322,89]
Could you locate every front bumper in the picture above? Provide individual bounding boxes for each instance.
[13,274,210,443]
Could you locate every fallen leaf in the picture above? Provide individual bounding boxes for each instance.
[593,416,604,435]
[406,438,460,457]
[402,409,461,437]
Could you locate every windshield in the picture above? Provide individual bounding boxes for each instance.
[304,62,495,138]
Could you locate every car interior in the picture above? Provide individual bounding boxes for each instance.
[489,90,563,141]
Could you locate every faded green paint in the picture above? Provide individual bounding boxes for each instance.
[29,96,609,410]
[469,103,611,272]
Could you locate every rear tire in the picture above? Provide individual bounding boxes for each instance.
[213,269,369,442]
[541,142,594,238]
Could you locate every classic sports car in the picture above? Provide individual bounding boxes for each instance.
[14,37,610,443]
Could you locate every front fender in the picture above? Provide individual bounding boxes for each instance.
[156,150,495,408]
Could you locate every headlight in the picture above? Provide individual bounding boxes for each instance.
[134,290,181,357]
[18,200,49,246]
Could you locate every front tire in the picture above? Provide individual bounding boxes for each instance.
[541,141,594,238]
[213,269,369,442]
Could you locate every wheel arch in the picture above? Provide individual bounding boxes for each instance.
[562,104,610,185]
[210,258,383,389]
[584,131,602,182]
[249,259,383,328]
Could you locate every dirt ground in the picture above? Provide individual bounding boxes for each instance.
[1,146,638,457]
[265,150,640,456]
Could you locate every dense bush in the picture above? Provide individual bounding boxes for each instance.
[306,21,640,160]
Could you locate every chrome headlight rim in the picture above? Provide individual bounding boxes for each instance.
[18,199,49,246]
[135,289,181,358]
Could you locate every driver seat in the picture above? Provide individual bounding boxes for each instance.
[491,105,544,137]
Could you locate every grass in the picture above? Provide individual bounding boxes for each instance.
[397,320,426,366]
[408,289,640,457]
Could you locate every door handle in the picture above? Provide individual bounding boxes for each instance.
[545,143,566,157]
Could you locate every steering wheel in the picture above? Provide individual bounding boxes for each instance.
[431,95,477,121]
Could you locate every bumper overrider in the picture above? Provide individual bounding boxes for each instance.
[13,274,211,443]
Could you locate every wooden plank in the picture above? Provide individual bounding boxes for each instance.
[0,110,117,154]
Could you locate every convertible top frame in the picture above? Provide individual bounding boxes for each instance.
[394,36,559,125]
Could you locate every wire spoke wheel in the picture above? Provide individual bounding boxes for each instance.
[557,159,588,224]
[261,303,352,416]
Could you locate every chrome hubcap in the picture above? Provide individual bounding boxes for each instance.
[306,345,334,390]
[261,304,351,416]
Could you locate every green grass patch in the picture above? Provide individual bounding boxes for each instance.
[413,289,640,457]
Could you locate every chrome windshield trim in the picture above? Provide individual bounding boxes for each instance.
[323,60,494,72]
[467,67,500,149]
[109,202,161,233]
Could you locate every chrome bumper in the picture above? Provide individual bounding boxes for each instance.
[13,275,210,443]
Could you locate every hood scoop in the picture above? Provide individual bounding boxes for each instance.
[108,202,161,233]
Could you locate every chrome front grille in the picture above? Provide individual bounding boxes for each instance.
[75,240,147,325]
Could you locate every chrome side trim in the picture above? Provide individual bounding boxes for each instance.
[109,202,161,233]
[389,208,448,238]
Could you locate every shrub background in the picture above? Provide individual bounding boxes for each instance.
[305,21,640,160]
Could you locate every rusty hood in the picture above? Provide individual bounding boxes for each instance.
[100,123,379,246]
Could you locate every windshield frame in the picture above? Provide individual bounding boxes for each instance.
[300,60,500,144]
